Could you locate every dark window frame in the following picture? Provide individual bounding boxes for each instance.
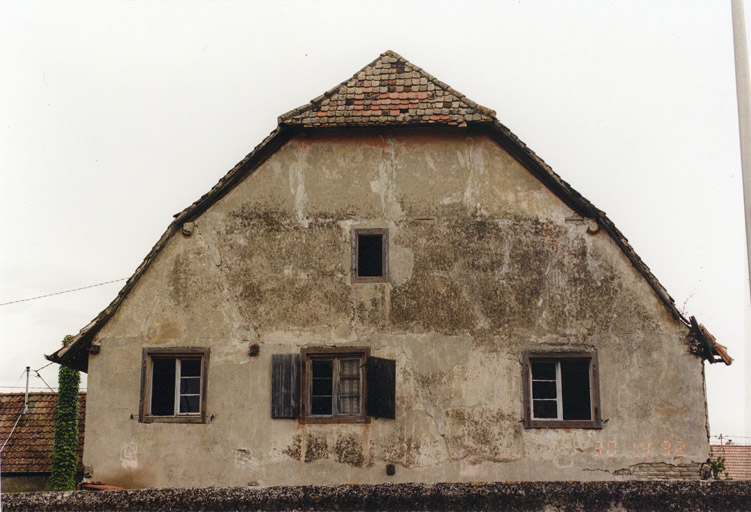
[351,228,389,283]
[522,351,602,429]
[139,347,209,424]
[300,346,370,424]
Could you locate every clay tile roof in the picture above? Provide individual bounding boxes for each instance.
[0,392,86,473]
[279,50,496,128]
[712,444,751,480]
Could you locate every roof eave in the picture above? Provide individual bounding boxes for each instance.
[46,126,293,372]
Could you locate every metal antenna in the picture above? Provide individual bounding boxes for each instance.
[23,366,30,413]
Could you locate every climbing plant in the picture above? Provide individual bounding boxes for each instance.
[48,335,80,491]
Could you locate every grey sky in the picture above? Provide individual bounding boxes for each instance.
[1,0,749,442]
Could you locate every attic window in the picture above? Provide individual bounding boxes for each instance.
[522,351,602,429]
[352,228,388,283]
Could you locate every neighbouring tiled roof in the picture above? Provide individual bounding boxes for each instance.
[279,50,495,128]
[47,50,731,371]
[0,392,86,473]
[712,444,751,480]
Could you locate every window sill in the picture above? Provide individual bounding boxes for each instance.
[299,415,371,424]
[352,276,389,284]
[140,414,205,424]
[525,419,602,429]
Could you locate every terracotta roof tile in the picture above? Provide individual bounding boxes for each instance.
[279,50,495,128]
[0,392,86,473]
[711,445,751,480]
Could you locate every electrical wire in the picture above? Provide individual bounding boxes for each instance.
[0,278,127,307]
[0,386,88,391]
[0,411,24,453]
[0,386,60,390]
[34,362,52,373]
[34,371,55,393]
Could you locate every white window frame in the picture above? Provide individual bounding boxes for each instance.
[523,351,602,429]
[159,357,202,416]
[140,348,209,424]
[530,360,564,420]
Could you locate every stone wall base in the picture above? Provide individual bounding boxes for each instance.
[3,481,750,511]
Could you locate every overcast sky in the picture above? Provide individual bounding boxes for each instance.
[1,0,749,443]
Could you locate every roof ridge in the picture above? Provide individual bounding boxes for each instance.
[279,50,495,128]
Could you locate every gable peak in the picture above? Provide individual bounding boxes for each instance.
[279,50,496,128]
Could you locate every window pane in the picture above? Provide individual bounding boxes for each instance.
[180,377,200,395]
[312,377,333,396]
[180,358,201,377]
[339,395,359,414]
[531,362,555,380]
[532,380,557,399]
[561,359,591,420]
[533,400,557,419]
[340,377,359,396]
[151,358,176,416]
[358,234,383,277]
[311,396,332,415]
[179,395,200,414]
[339,359,359,377]
[312,359,333,378]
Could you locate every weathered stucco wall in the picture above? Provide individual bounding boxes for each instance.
[83,129,709,488]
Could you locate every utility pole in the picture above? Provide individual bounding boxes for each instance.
[731,0,751,439]
[24,366,30,413]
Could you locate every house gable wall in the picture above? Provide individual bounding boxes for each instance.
[83,129,707,488]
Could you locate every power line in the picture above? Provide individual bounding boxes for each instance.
[0,386,88,391]
[0,278,127,307]
[0,386,59,390]
[1,411,24,453]
[34,362,53,373]
[33,369,55,393]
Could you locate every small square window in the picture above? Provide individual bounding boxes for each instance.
[140,348,209,423]
[352,228,388,283]
[523,351,602,429]
[301,347,369,423]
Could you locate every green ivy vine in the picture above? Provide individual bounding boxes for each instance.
[48,335,81,491]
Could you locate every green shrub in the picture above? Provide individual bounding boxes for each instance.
[709,446,732,480]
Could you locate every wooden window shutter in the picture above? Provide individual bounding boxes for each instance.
[271,354,301,418]
[366,357,396,419]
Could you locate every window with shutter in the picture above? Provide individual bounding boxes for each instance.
[270,348,396,423]
[366,356,396,419]
[271,354,301,419]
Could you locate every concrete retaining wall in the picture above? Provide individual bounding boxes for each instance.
[3,481,750,511]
